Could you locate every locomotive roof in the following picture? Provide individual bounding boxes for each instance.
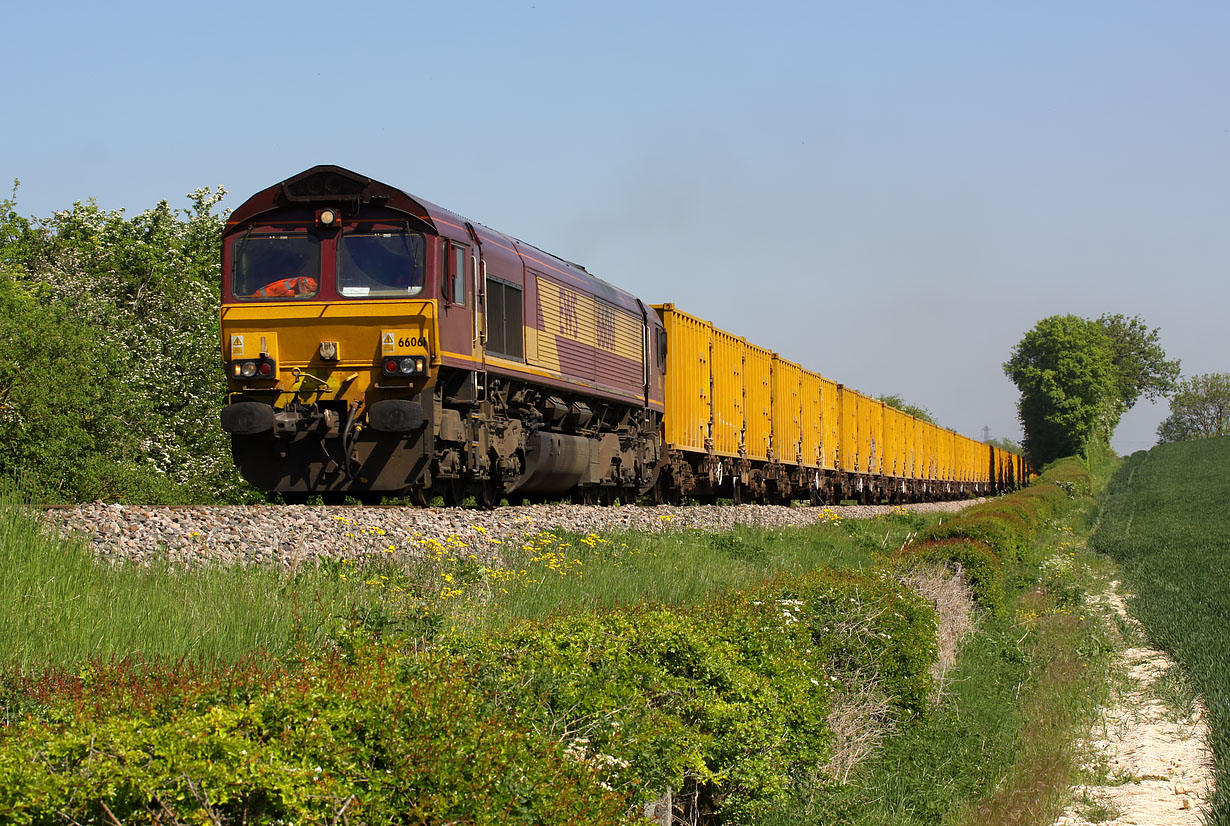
[228,165,646,312]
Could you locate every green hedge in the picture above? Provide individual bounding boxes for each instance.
[917,514,1028,563]
[448,567,936,821]
[0,652,629,825]
[896,538,1006,614]
[916,461,1093,566]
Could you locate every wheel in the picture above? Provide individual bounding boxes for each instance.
[356,492,384,506]
[652,477,667,505]
[321,491,346,506]
[731,478,743,505]
[441,479,462,507]
[281,491,309,505]
[478,478,501,509]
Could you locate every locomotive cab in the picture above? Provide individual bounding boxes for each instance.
[220,167,450,501]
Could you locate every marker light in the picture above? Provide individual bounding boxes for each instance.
[316,208,338,227]
[381,356,427,377]
[319,340,339,361]
[229,357,277,380]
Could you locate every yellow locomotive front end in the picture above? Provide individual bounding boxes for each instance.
[219,167,446,503]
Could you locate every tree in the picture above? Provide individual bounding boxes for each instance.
[1003,315,1121,465]
[1156,373,1230,444]
[985,437,1023,454]
[877,394,935,423]
[1004,313,1179,466]
[1096,313,1181,410]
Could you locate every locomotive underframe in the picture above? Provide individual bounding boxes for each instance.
[229,365,663,506]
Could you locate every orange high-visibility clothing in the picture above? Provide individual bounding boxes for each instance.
[254,277,318,298]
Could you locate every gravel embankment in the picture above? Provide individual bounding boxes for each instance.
[41,500,982,569]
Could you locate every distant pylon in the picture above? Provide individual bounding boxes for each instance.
[982,425,991,442]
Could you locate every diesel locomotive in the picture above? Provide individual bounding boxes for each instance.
[219,165,1026,506]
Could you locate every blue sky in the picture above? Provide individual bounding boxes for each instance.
[6,0,1227,452]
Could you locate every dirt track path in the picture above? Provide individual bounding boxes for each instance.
[1052,582,1214,826]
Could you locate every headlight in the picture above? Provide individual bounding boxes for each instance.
[241,361,257,378]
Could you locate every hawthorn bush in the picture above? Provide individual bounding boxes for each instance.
[0,186,256,503]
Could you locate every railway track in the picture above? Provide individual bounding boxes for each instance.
[41,499,983,569]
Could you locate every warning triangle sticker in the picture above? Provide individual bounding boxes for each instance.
[231,335,244,354]
[383,333,395,345]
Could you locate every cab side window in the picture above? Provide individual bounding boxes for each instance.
[443,240,468,306]
[453,244,468,306]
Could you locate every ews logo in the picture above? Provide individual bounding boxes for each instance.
[596,305,616,352]
[557,289,579,339]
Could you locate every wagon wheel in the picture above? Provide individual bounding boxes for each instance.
[281,492,309,505]
[406,485,430,507]
[441,479,462,507]
[356,492,384,506]
[652,477,667,506]
[731,477,743,506]
[478,478,501,509]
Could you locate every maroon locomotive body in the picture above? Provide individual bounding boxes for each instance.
[220,165,666,504]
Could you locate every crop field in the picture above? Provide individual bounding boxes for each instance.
[1092,436,1230,824]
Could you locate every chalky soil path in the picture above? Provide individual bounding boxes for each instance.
[1052,581,1214,826]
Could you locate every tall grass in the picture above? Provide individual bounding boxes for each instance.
[1092,436,1230,824]
[472,515,902,632]
[0,492,924,675]
[0,499,365,672]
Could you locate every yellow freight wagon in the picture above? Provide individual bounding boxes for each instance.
[744,342,773,462]
[819,375,839,470]
[939,429,955,483]
[800,369,825,468]
[772,356,803,466]
[903,415,917,478]
[869,398,884,476]
[883,405,902,478]
[711,326,745,457]
[656,305,711,453]
[837,386,859,473]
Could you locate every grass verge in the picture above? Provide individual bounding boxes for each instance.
[0,497,919,708]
